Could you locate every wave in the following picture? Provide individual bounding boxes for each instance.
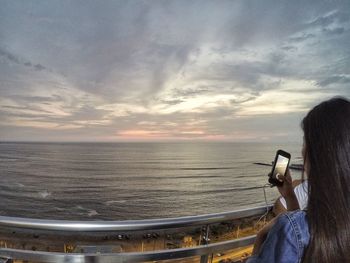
[0,157,19,161]
[87,209,99,217]
[54,207,65,211]
[179,167,237,170]
[156,186,265,196]
[38,190,51,198]
[105,200,128,205]
[171,175,228,179]
[105,198,153,205]
[205,186,264,193]
[73,205,99,217]
[112,175,231,180]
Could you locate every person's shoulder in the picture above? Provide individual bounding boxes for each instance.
[278,210,310,245]
[272,211,308,236]
[278,210,307,226]
[284,210,307,224]
[294,180,308,191]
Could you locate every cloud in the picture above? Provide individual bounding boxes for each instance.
[0,48,21,64]
[0,0,350,141]
[322,27,345,36]
[34,64,46,71]
[161,99,185,105]
[0,47,47,71]
[317,75,350,87]
[6,95,63,103]
[306,10,350,28]
[289,33,315,43]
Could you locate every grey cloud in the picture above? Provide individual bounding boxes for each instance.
[1,105,29,111]
[184,53,290,94]
[1,0,350,141]
[161,99,184,105]
[172,87,211,98]
[0,48,21,64]
[0,109,52,120]
[205,111,305,141]
[0,47,47,71]
[0,123,117,142]
[281,46,298,52]
[307,10,350,28]
[317,75,350,87]
[0,1,316,101]
[230,94,260,105]
[322,27,345,36]
[0,103,113,131]
[140,44,195,102]
[67,105,111,122]
[289,33,315,43]
[0,95,66,121]
[1,105,53,114]
[38,104,113,127]
[7,95,63,103]
[34,64,46,71]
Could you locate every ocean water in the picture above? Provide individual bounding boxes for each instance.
[0,142,303,220]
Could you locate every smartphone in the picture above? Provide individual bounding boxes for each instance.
[268,150,291,187]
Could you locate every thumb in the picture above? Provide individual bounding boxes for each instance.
[284,169,293,184]
[276,173,283,181]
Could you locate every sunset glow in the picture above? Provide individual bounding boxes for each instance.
[0,1,349,142]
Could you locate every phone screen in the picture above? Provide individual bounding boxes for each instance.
[273,154,290,181]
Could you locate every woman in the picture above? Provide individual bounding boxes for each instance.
[247,97,350,263]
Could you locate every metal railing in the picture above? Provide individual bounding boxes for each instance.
[0,205,273,263]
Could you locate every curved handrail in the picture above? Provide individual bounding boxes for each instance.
[0,205,272,232]
[0,235,256,263]
[0,206,271,262]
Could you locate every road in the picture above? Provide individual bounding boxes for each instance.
[212,246,253,263]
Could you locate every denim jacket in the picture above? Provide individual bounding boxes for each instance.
[246,210,310,263]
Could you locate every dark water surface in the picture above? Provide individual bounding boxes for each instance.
[0,142,302,220]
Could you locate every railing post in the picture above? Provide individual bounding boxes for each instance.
[200,225,210,263]
[0,257,12,263]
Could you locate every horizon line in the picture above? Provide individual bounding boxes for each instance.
[0,139,302,144]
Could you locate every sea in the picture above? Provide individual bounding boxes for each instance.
[0,142,303,220]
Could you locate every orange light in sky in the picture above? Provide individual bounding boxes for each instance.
[117,130,168,137]
[116,129,207,140]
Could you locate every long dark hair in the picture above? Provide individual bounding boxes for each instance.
[302,97,350,262]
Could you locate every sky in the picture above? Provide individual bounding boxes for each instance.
[0,0,349,142]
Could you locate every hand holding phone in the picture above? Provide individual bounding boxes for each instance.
[268,150,291,187]
[276,169,295,198]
